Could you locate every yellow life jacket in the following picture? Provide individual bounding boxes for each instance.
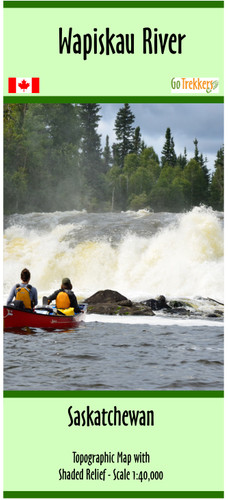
[15,285,32,309]
[57,307,75,316]
[56,290,71,309]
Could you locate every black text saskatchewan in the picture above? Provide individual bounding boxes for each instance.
[68,406,155,427]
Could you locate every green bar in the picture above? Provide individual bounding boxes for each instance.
[3,96,224,104]
[3,390,224,398]
[2,1,225,8]
[2,491,225,498]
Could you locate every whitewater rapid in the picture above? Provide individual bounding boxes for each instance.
[3,206,224,304]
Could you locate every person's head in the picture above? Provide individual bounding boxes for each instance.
[21,268,31,283]
[61,277,72,290]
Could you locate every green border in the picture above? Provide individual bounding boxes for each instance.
[3,4,224,499]
[3,1,225,8]
[3,96,224,104]
[2,491,225,498]
[3,390,224,397]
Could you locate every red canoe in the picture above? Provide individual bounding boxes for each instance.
[3,304,87,330]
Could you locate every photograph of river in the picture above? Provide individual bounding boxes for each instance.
[3,103,224,391]
[4,208,224,390]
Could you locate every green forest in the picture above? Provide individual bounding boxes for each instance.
[4,103,224,214]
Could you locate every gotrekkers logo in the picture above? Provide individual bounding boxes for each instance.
[171,77,219,94]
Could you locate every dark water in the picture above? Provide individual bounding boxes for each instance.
[4,316,224,390]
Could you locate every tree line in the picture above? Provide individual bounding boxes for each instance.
[4,103,224,214]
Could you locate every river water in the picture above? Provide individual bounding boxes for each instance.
[3,206,224,390]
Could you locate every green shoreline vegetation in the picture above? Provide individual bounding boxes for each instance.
[4,103,224,215]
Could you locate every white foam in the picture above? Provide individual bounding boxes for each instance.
[85,314,224,328]
[4,207,224,305]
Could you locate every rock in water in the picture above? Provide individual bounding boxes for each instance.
[86,289,129,304]
[85,289,154,316]
[143,295,171,311]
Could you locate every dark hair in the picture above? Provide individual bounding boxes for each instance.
[21,268,31,282]
[61,277,72,290]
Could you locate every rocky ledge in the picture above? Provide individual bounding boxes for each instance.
[85,289,154,316]
[85,289,224,318]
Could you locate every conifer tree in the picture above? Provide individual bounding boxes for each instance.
[177,147,187,169]
[210,145,224,210]
[161,127,177,167]
[193,138,210,200]
[103,135,113,171]
[77,103,105,206]
[78,104,102,192]
[133,126,142,155]
[4,104,32,212]
[183,159,207,207]
[114,103,135,168]
[40,103,81,147]
[193,138,200,163]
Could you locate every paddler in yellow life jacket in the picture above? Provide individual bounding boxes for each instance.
[6,268,38,310]
[47,278,81,314]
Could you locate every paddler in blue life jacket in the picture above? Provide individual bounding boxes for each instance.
[47,278,81,313]
[7,268,38,309]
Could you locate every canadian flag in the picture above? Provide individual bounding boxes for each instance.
[8,77,40,94]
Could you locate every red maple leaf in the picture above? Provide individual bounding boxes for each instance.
[18,79,30,92]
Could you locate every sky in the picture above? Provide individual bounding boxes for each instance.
[98,103,224,173]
